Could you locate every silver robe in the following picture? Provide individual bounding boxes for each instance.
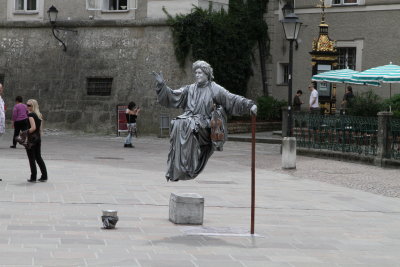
[156,81,254,181]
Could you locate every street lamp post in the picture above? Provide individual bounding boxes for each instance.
[281,13,302,137]
[47,5,77,52]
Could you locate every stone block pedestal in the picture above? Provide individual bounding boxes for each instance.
[169,193,204,225]
[282,137,296,169]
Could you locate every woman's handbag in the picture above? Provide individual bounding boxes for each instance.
[210,105,227,151]
[15,130,40,149]
[15,130,28,147]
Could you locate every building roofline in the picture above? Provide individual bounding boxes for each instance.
[0,18,169,28]
[274,4,400,15]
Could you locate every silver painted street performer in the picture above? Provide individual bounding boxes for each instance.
[152,60,257,181]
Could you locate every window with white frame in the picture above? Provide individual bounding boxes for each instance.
[15,0,37,11]
[336,40,363,71]
[332,0,358,5]
[87,0,137,11]
[337,47,357,70]
[277,63,289,85]
[103,0,128,10]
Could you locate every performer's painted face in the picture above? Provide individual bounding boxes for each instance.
[195,68,208,84]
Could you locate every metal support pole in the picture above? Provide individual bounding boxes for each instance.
[250,114,256,235]
[287,39,294,137]
[258,39,268,96]
[51,26,77,52]
[51,27,67,52]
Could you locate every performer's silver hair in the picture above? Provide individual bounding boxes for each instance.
[192,60,214,81]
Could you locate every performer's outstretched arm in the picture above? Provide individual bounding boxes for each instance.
[151,71,189,109]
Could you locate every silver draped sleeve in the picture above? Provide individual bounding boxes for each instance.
[211,82,255,116]
[156,82,189,109]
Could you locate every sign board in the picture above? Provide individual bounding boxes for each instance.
[116,105,128,136]
[317,64,332,98]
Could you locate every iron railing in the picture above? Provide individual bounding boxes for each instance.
[293,113,378,156]
[390,119,400,160]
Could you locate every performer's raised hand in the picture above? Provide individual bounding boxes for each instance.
[151,71,164,85]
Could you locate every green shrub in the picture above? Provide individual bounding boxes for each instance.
[393,110,400,118]
[257,96,287,121]
[347,90,384,117]
[383,94,400,118]
[164,0,270,97]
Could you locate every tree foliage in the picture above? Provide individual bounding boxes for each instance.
[257,96,287,121]
[163,0,270,97]
[347,90,384,117]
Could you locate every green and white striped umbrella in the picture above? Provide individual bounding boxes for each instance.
[312,69,359,83]
[351,63,400,84]
[312,69,380,86]
[351,63,400,97]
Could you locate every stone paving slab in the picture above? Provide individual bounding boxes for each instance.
[0,130,400,266]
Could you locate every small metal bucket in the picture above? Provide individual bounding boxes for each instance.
[101,210,119,229]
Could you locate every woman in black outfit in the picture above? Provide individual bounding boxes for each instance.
[26,99,48,183]
[124,101,140,148]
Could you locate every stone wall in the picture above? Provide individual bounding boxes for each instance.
[0,20,191,133]
[0,19,263,134]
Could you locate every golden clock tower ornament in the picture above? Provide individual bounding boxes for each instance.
[309,0,339,114]
[311,0,337,56]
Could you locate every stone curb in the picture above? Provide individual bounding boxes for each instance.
[228,135,400,168]
[297,147,400,168]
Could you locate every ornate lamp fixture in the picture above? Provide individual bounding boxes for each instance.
[47,5,77,52]
[280,12,302,136]
[281,13,302,42]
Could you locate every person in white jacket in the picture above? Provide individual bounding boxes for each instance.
[0,83,5,137]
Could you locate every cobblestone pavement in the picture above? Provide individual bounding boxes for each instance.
[229,131,400,198]
[0,130,400,267]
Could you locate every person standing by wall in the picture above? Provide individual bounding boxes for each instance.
[0,83,5,138]
[341,85,354,115]
[293,90,303,112]
[308,84,320,113]
[25,99,48,183]
[124,102,140,148]
[10,96,28,148]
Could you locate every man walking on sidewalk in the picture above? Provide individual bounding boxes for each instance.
[308,84,320,114]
